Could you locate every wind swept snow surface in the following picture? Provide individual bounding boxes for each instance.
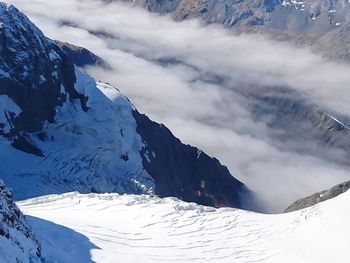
[18,191,350,263]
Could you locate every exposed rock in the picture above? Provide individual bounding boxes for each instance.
[284,180,350,212]
[0,180,42,263]
[133,110,245,207]
[55,40,111,69]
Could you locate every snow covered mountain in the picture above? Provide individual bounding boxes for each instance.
[0,180,42,263]
[0,3,244,208]
[17,189,350,263]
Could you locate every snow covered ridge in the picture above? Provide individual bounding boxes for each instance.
[17,190,350,263]
[0,180,42,263]
[0,2,245,208]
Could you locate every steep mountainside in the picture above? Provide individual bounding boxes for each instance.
[134,111,243,207]
[0,180,42,263]
[0,3,244,208]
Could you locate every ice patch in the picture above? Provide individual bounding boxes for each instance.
[0,69,10,78]
[0,95,22,132]
[48,50,60,61]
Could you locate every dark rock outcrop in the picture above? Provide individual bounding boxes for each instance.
[0,180,42,262]
[55,41,110,69]
[133,110,245,208]
[284,180,350,212]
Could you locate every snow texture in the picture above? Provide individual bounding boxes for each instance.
[17,189,350,263]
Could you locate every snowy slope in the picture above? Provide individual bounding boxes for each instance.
[17,190,350,263]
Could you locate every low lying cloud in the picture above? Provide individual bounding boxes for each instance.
[5,0,350,212]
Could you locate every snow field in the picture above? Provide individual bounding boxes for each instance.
[18,190,350,263]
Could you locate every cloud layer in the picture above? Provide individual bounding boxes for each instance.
[5,0,350,212]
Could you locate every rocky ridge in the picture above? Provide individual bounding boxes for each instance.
[285,180,350,212]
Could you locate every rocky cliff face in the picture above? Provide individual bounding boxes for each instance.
[285,180,350,212]
[133,111,245,207]
[0,180,42,263]
[0,3,88,156]
[0,3,245,208]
